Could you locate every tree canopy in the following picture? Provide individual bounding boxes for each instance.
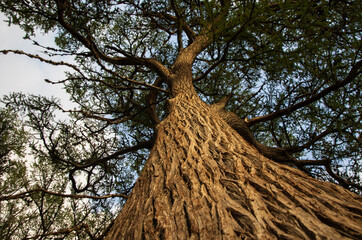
[0,0,361,239]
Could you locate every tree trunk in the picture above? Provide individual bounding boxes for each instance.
[105,91,362,239]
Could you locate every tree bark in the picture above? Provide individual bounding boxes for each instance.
[105,89,362,239]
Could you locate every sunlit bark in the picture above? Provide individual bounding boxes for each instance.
[105,90,362,239]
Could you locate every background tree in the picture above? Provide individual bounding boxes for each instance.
[0,0,361,239]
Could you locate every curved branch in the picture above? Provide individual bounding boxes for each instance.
[69,167,94,193]
[91,50,169,93]
[87,140,153,167]
[133,2,196,43]
[294,159,331,166]
[146,77,164,125]
[61,108,132,125]
[325,163,362,191]
[0,187,128,201]
[0,49,168,93]
[23,223,95,240]
[211,96,352,170]
[248,60,362,126]
[0,49,83,74]
[47,140,153,170]
[194,1,256,82]
[285,128,336,153]
[55,0,170,78]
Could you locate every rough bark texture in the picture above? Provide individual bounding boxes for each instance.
[105,92,362,239]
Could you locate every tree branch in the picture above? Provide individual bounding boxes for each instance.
[211,96,350,169]
[325,163,362,191]
[90,49,169,93]
[133,3,196,43]
[61,108,132,125]
[55,0,170,78]
[194,1,256,82]
[23,223,95,240]
[146,77,164,125]
[172,0,240,69]
[248,60,362,126]
[294,159,330,166]
[0,49,168,94]
[49,140,153,170]
[285,128,336,153]
[0,187,128,202]
[0,49,83,74]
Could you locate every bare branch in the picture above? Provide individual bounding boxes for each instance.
[23,223,95,240]
[0,49,83,74]
[1,51,164,99]
[45,76,150,91]
[294,159,330,166]
[132,2,196,43]
[0,50,163,95]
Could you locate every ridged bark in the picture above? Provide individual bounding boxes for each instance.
[105,92,362,239]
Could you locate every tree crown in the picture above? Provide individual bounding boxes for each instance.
[0,0,361,238]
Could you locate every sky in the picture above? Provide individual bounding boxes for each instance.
[0,13,74,109]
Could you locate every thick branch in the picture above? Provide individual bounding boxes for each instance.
[211,98,294,163]
[146,77,164,125]
[173,33,212,69]
[211,96,336,166]
[172,1,238,70]
[248,60,362,126]
[92,47,169,93]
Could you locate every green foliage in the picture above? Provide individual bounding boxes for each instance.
[0,0,361,238]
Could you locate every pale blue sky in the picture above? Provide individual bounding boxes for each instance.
[0,13,74,109]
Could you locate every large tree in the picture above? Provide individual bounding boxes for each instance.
[1,0,362,239]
